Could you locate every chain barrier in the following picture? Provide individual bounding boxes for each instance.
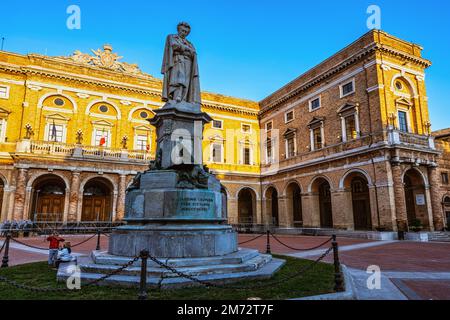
[269,232,333,251]
[0,255,140,293]
[0,240,6,255]
[9,233,99,251]
[83,255,141,287]
[146,246,333,290]
[71,233,98,248]
[237,233,265,245]
[10,237,48,251]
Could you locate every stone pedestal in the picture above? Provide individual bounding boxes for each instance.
[65,100,282,288]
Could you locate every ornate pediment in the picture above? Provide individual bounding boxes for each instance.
[91,119,114,127]
[283,128,297,137]
[58,44,142,74]
[308,117,325,128]
[395,97,413,107]
[208,134,225,142]
[44,113,70,122]
[337,103,358,115]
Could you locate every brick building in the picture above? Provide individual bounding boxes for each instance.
[258,30,444,232]
[0,29,447,232]
[433,128,450,228]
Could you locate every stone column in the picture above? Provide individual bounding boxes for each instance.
[68,171,81,222]
[391,162,408,231]
[116,174,127,221]
[428,165,445,231]
[332,189,353,230]
[255,195,263,225]
[302,193,320,228]
[227,197,238,224]
[12,168,28,220]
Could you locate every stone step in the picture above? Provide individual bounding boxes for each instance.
[91,248,261,268]
[57,258,286,289]
[79,254,272,278]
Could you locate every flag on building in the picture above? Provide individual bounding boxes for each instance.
[146,131,151,152]
[99,128,107,147]
[50,120,57,141]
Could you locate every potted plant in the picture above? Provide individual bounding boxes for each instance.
[409,219,423,232]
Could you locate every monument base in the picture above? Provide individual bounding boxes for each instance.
[109,224,238,258]
[57,249,285,289]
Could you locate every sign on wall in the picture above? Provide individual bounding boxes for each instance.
[416,194,426,206]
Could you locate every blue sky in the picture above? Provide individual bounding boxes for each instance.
[1,0,449,129]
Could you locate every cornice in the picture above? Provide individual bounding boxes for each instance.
[259,42,431,116]
[0,62,258,117]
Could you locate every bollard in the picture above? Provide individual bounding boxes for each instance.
[138,250,149,301]
[96,230,101,251]
[1,234,11,268]
[266,230,271,254]
[332,235,345,292]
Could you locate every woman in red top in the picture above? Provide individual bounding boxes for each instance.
[46,232,64,268]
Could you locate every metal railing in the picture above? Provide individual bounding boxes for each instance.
[30,141,75,156]
[25,140,153,163]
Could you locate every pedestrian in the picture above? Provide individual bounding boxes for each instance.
[46,232,65,268]
[56,242,76,269]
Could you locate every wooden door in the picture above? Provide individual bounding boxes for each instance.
[319,182,333,228]
[82,196,111,221]
[271,191,279,226]
[36,195,64,222]
[351,178,372,230]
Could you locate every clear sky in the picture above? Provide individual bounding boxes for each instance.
[1,0,449,129]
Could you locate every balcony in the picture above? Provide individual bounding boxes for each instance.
[15,140,154,163]
[388,129,435,150]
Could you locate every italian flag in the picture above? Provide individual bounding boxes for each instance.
[99,129,107,147]
[146,131,151,152]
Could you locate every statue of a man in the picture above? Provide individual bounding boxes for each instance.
[161,22,201,104]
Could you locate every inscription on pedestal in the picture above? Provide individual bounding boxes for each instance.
[175,191,216,219]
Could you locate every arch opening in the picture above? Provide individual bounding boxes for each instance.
[311,178,333,228]
[238,188,256,224]
[443,196,450,228]
[0,178,4,220]
[265,187,279,226]
[81,178,113,222]
[286,182,302,227]
[30,174,66,222]
[403,169,429,228]
[350,175,372,230]
[221,185,228,220]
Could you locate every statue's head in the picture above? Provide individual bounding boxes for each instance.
[177,22,191,39]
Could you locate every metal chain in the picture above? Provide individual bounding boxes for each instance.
[269,232,333,251]
[238,233,265,245]
[70,234,98,248]
[0,240,6,255]
[0,275,73,293]
[146,246,333,290]
[0,255,140,293]
[83,255,141,287]
[10,237,48,251]
[10,233,98,251]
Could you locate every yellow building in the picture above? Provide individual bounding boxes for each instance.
[0,44,260,223]
[0,30,447,232]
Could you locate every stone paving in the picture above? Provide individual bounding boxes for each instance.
[1,233,450,300]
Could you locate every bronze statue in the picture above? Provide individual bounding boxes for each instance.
[161,22,201,104]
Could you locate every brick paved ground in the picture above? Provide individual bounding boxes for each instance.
[397,280,450,300]
[2,233,450,300]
